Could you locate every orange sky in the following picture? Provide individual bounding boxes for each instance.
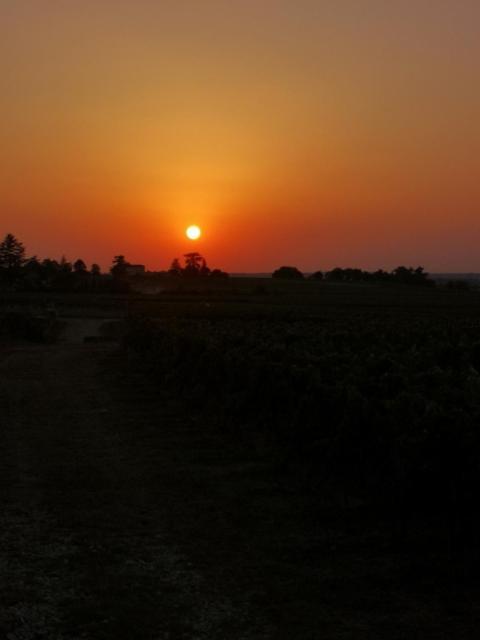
[1,1,479,272]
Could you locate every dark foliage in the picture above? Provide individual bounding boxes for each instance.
[0,310,63,343]
[168,253,229,279]
[324,265,434,286]
[168,258,183,276]
[0,235,134,293]
[0,234,26,283]
[272,266,304,280]
[73,258,88,274]
[210,268,229,280]
[125,312,480,550]
[111,255,128,279]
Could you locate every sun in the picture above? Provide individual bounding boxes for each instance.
[186,225,202,240]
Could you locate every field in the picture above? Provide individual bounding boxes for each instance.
[1,280,480,638]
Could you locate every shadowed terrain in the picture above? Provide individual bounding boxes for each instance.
[1,291,480,638]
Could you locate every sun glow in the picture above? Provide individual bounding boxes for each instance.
[186,225,202,240]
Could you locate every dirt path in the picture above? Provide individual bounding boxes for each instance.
[0,340,273,639]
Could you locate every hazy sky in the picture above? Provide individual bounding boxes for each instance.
[1,0,479,271]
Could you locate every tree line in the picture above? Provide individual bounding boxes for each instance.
[273,265,435,286]
[0,234,228,291]
[0,234,116,292]
[0,232,438,291]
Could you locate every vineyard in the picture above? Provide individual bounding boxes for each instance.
[3,282,480,637]
[125,284,480,552]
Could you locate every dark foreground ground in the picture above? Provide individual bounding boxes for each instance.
[1,283,480,638]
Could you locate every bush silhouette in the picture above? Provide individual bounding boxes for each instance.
[272,266,304,280]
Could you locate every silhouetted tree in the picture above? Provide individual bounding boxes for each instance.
[372,269,390,282]
[392,266,411,283]
[309,271,324,281]
[111,255,128,279]
[322,266,433,287]
[73,259,87,274]
[60,256,72,273]
[272,266,304,280]
[325,268,346,282]
[183,252,203,277]
[54,256,73,290]
[392,265,433,286]
[87,263,102,291]
[22,256,43,289]
[344,268,364,282]
[412,266,431,284]
[0,234,26,282]
[169,258,183,276]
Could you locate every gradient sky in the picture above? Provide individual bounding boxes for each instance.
[1,0,479,272]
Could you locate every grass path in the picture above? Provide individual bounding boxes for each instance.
[1,338,479,639]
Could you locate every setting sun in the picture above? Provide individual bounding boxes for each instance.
[186,225,202,241]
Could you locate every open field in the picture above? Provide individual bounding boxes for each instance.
[3,276,480,317]
[2,281,480,638]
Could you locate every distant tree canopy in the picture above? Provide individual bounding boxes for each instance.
[111,255,128,279]
[0,234,26,275]
[184,252,203,277]
[269,264,434,286]
[323,266,434,286]
[73,259,88,274]
[272,266,305,280]
[168,253,228,279]
[168,258,183,277]
[0,233,116,292]
[0,232,438,292]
